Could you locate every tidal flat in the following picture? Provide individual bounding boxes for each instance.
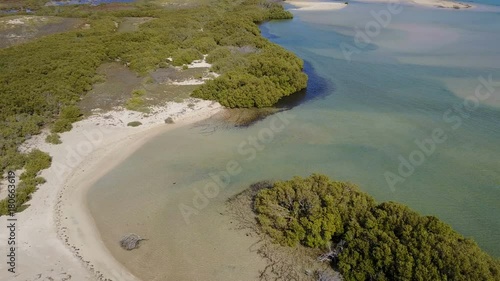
[87,2,500,280]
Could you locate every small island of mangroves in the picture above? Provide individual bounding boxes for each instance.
[227,174,500,281]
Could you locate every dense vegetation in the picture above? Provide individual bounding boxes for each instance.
[254,174,500,281]
[193,44,307,107]
[0,0,306,215]
[0,149,51,214]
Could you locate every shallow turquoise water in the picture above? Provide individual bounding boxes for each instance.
[261,2,500,253]
[465,0,500,6]
[88,4,500,279]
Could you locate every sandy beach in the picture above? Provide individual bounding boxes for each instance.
[286,0,348,11]
[286,0,473,10]
[357,0,473,9]
[410,0,472,9]
[0,99,222,281]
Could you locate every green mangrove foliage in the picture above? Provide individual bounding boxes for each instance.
[127,121,142,127]
[254,174,500,281]
[0,0,304,215]
[170,48,203,66]
[45,133,62,144]
[0,149,51,215]
[193,45,307,107]
[51,105,83,133]
[125,89,147,112]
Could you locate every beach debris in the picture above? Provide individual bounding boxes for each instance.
[119,233,145,250]
[318,240,346,262]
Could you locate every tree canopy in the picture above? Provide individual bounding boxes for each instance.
[0,0,306,215]
[254,174,500,281]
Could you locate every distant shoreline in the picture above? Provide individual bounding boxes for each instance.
[359,0,473,9]
[285,0,348,11]
[285,0,473,10]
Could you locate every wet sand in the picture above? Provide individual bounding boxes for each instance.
[0,99,222,281]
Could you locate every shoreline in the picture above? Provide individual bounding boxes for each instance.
[285,0,348,11]
[285,0,474,10]
[355,0,474,9]
[1,99,222,281]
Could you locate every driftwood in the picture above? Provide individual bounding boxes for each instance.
[119,233,146,250]
[318,240,346,263]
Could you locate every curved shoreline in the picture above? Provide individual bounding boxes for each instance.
[55,126,164,281]
[1,100,221,281]
[56,101,223,281]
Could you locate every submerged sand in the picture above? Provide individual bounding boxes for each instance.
[0,99,222,281]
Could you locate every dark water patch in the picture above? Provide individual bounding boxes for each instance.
[259,23,279,40]
[0,9,18,14]
[78,62,143,114]
[0,16,83,49]
[196,107,282,132]
[0,9,33,15]
[200,58,334,130]
[275,60,333,109]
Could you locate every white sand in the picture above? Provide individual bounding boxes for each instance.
[286,0,348,10]
[0,99,222,281]
[2,16,48,26]
[286,0,473,10]
[357,0,473,9]
[187,55,212,68]
[410,0,472,9]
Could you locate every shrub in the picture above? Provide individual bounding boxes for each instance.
[60,105,82,122]
[254,174,500,281]
[51,119,73,133]
[125,89,147,112]
[51,106,83,133]
[45,133,62,144]
[22,149,52,178]
[127,121,142,127]
[267,5,294,20]
[171,48,203,66]
[189,37,218,54]
[210,54,250,74]
[0,149,51,215]
[206,46,232,64]
[255,174,372,247]
[194,44,307,108]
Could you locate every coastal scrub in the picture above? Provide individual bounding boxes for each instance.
[253,174,500,280]
[0,0,305,215]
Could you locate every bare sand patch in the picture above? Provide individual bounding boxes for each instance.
[286,0,348,11]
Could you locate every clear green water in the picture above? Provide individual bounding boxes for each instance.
[88,3,500,280]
